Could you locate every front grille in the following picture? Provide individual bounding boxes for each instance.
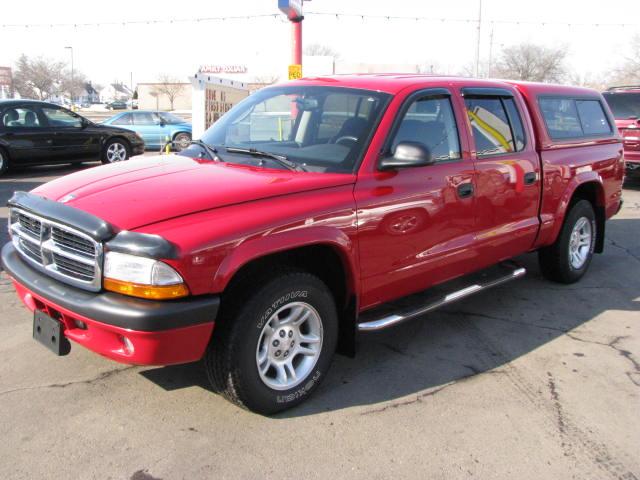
[9,208,103,291]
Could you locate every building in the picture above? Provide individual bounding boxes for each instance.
[137,83,191,111]
[190,73,249,137]
[99,83,133,103]
[79,83,100,104]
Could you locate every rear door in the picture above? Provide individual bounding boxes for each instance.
[0,104,53,164]
[460,87,541,264]
[132,112,163,149]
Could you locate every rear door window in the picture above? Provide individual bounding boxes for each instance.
[132,112,157,125]
[1,106,42,128]
[464,97,524,156]
[112,113,132,126]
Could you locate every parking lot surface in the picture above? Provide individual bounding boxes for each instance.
[0,163,638,480]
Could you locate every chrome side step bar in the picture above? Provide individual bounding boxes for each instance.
[357,262,526,332]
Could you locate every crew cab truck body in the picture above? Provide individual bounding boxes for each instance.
[2,75,624,414]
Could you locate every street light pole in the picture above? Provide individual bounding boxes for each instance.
[65,46,74,103]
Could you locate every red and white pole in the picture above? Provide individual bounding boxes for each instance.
[291,17,303,66]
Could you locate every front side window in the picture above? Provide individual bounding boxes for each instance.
[198,86,390,173]
[465,97,522,156]
[390,96,461,162]
[157,112,187,124]
[42,107,82,128]
[1,107,42,128]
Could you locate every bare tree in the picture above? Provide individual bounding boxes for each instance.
[13,54,65,100]
[611,35,640,85]
[494,43,567,83]
[152,74,184,110]
[304,43,340,59]
[60,72,88,102]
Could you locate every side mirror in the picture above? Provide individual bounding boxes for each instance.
[81,118,90,128]
[379,141,435,171]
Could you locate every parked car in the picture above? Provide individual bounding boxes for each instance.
[102,110,192,150]
[126,99,139,110]
[603,86,640,175]
[0,99,145,174]
[2,76,624,415]
[106,100,128,110]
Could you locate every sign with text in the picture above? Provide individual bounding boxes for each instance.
[278,0,302,20]
[199,65,247,74]
[288,64,302,80]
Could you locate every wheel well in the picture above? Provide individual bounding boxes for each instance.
[224,245,357,357]
[570,182,605,253]
[172,131,191,139]
[106,136,131,149]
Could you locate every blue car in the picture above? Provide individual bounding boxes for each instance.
[102,111,192,150]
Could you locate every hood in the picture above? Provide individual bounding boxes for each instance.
[32,155,355,231]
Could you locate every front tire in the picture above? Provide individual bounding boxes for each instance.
[102,139,130,164]
[538,199,596,284]
[174,132,191,151]
[205,271,338,415]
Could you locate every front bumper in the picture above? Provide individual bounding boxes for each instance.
[2,243,218,365]
[132,141,145,156]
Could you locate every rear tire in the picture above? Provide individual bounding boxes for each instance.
[102,139,130,164]
[204,271,338,415]
[538,199,596,284]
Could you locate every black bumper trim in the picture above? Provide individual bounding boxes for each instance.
[2,243,219,332]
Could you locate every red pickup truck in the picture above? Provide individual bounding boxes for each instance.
[603,86,640,174]
[2,75,624,414]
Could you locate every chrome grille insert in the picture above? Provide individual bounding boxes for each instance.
[9,207,103,291]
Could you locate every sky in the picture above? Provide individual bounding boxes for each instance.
[0,0,638,87]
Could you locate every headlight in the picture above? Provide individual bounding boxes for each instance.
[103,251,189,300]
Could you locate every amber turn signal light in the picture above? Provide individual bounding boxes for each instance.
[104,278,189,300]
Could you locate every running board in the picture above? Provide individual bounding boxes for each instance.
[357,262,526,332]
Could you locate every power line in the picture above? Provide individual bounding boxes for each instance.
[1,12,639,29]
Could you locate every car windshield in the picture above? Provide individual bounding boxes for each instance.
[197,86,390,173]
[603,92,640,119]
[158,112,187,124]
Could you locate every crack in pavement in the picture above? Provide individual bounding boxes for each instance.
[0,365,138,397]
[608,239,640,263]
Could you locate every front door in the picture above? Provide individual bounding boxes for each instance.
[41,106,100,162]
[132,112,166,149]
[355,89,478,309]
[460,87,541,265]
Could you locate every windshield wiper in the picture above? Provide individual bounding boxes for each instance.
[225,147,307,172]
[189,140,223,162]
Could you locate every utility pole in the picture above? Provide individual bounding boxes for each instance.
[475,0,482,78]
[65,46,74,103]
[487,24,494,78]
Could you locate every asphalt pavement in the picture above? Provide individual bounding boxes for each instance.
[0,163,638,480]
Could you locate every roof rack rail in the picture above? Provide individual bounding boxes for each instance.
[606,85,640,91]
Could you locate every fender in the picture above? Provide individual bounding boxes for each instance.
[212,225,360,298]
[544,171,605,247]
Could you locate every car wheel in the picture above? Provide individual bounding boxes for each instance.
[174,133,191,152]
[538,199,596,284]
[204,270,338,415]
[102,139,130,164]
[0,148,9,176]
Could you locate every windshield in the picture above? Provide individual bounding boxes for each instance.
[603,92,640,119]
[195,86,390,173]
[158,112,187,124]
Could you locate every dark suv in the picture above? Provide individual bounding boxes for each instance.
[0,100,145,175]
[603,86,640,174]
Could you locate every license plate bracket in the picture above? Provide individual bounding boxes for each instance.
[33,310,71,356]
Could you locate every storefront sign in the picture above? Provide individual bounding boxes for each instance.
[199,65,248,74]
